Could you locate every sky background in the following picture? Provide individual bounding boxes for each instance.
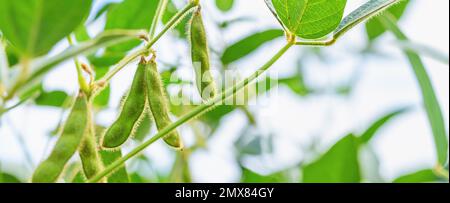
[0,0,448,182]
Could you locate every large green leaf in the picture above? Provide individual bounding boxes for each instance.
[270,0,347,39]
[302,134,361,183]
[366,0,410,40]
[221,29,284,65]
[105,0,159,52]
[0,0,93,57]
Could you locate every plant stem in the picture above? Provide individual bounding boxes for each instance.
[87,42,293,183]
[96,2,197,85]
[149,0,169,40]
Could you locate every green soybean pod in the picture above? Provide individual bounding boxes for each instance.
[32,92,89,183]
[145,58,183,149]
[101,61,147,149]
[78,106,105,181]
[189,6,217,101]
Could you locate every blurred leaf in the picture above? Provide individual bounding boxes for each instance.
[241,168,287,183]
[35,90,69,107]
[93,2,118,21]
[393,169,440,183]
[0,172,22,183]
[215,0,235,12]
[95,126,130,183]
[105,0,159,52]
[130,172,149,183]
[235,134,263,156]
[0,0,93,57]
[0,40,8,88]
[270,0,347,39]
[162,0,192,39]
[133,112,154,142]
[218,17,255,29]
[366,0,410,41]
[100,149,130,183]
[169,152,191,183]
[393,40,449,64]
[302,134,361,183]
[5,45,19,67]
[93,66,110,108]
[279,75,311,97]
[359,108,409,144]
[221,29,284,65]
[380,16,449,165]
[71,171,86,183]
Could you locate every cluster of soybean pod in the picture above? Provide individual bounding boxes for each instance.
[31,2,217,183]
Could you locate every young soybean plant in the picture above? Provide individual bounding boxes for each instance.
[145,56,183,149]
[32,92,89,183]
[101,62,147,149]
[189,6,217,101]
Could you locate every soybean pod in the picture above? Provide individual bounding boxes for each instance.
[145,57,183,149]
[78,105,105,181]
[189,6,217,101]
[32,92,89,183]
[101,62,147,149]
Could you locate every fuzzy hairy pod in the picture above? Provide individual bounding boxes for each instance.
[101,62,147,149]
[78,105,105,182]
[189,6,217,101]
[32,92,89,183]
[145,58,183,149]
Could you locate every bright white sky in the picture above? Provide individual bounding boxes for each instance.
[0,0,448,183]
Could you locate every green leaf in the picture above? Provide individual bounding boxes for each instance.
[359,108,409,144]
[105,0,159,52]
[162,0,191,39]
[0,0,93,57]
[334,0,402,40]
[302,134,361,183]
[0,172,22,183]
[35,90,69,107]
[393,169,439,183]
[221,29,284,64]
[278,75,311,97]
[92,66,110,108]
[241,168,288,183]
[93,125,129,183]
[380,15,449,166]
[133,112,153,142]
[215,0,235,12]
[366,0,410,41]
[93,2,118,21]
[0,40,8,89]
[100,149,130,183]
[270,0,347,39]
